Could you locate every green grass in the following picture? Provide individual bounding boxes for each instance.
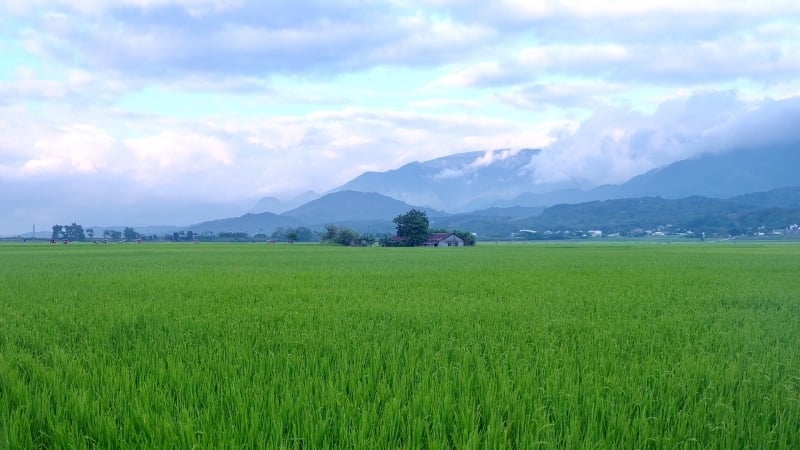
[1,242,799,448]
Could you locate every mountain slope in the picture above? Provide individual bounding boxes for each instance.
[332,143,800,211]
[595,144,800,200]
[335,148,541,211]
[189,212,302,234]
[250,191,320,214]
[281,190,445,224]
[730,186,800,208]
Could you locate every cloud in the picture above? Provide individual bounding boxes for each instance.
[4,1,495,79]
[497,81,628,110]
[527,91,800,188]
[433,148,520,180]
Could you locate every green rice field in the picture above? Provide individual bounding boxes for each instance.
[1,242,799,448]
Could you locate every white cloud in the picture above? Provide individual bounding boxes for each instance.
[432,148,520,180]
[527,91,800,188]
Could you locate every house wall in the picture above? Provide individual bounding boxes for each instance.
[438,236,464,247]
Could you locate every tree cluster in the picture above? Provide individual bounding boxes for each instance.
[51,223,86,241]
[320,225,375,246]
[271,226,316,243]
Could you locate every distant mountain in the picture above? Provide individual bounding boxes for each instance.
[729,186,800,208]
[430,187,800,238]
[597,144,800,200]
[150,187,800,239]
[250,191,320,214]
[331,144,800,211]
[281,190,445,224]
[189,212,301,234]
[180,191,445,236]
[531,196,746,231]
[334,149,541,211]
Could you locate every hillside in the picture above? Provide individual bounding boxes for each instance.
[188,212,302,234]
[432,187,800,238]
[329,143,800,211]
[335,148,541,211]
[281,190,445,223]
[597,144,800,200]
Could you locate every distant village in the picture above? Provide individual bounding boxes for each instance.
[511,223,800,241]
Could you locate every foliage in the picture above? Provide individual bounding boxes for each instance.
[104,229,122,240]
[392,209,430,246]
[272,226,316,243]
[320,224,367,246]
[1,243,799,447]
[123,227,139,241]
[51,223,86,241]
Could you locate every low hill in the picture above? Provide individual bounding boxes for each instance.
[281,190,445,224]
[730,186,800,208]
[189,212,302,234]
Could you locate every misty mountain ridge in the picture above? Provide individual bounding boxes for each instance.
[332,148,542,212]
[250,191,320,214]
[323,143,799,211]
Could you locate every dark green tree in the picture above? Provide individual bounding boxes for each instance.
[51,225,64,240]
[321,224,339,243]
[63,223,85,241]
[294,226,315,242]
[393,209,430,246]
[105,229,122,240]
[123,227,139,241]
[320,224,363,246]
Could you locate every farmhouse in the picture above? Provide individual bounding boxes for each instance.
[422,233,465,247]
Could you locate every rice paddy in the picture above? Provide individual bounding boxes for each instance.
[1,242,799,448]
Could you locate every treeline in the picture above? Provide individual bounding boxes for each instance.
[319,210,476,247]
[48,213,478,246]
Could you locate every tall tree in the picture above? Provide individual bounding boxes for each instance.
[393,209,430,246]
[63,223,85,241]
[123,227,139,241]
[52,225,64,240]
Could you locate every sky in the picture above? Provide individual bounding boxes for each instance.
[1,0,800,235]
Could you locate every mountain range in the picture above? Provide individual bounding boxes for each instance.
[333,144,800,211]
[19,142,793,240]
[166,142,800,239]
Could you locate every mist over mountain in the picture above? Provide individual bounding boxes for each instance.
[250,191,320,214]
[188,212,302,235]
[592,144,800,201]
[334,148,542,211]
[328,143,800,211]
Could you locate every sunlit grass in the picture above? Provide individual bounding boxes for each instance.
[1,242,799,447]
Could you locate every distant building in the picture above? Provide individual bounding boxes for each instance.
[422,233,465,247]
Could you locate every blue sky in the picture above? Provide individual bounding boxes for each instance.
[1,0,800,234]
